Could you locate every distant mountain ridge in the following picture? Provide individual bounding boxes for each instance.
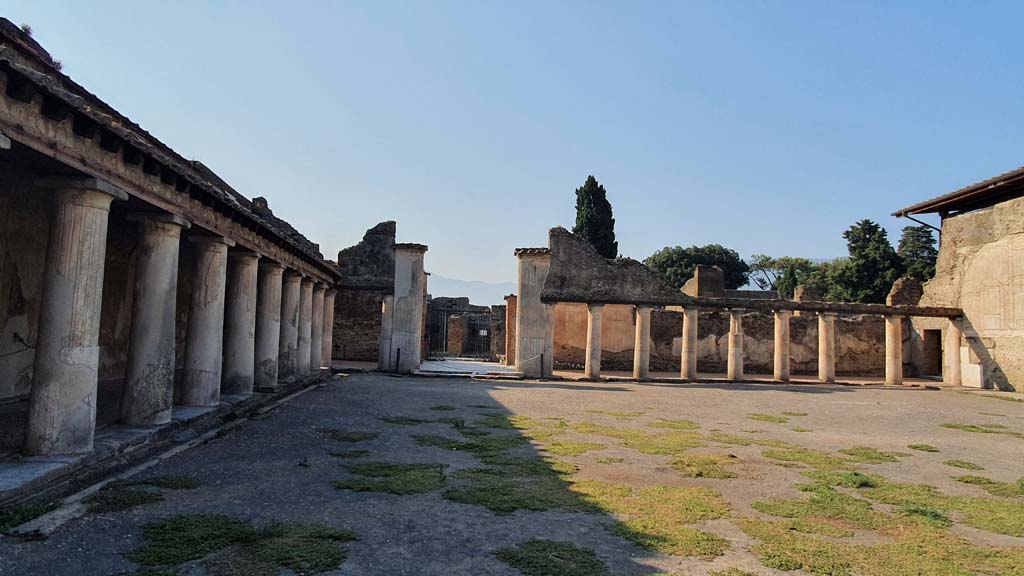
[427,274,515,307]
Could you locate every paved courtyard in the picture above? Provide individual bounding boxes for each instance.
[1,373,1023,575]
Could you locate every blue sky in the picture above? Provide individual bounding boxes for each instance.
[7,1,1024,285]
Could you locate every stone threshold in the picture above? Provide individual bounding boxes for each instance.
[0,370,332,507]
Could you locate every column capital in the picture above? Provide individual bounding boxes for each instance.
[37,176,129,201]
[283,269,304,280]
[325,288,338,297]
[127,212,191,229]
[259,261,285,273]
[773,308,792,317]
[817,311,837,318]
[635,304,654,312]
[587,303,605,311]
[188,234,235,248]
[228,249,261,261]
[313,283,328,293]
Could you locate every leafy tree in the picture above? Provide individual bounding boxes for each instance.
[897,225,938,282]
[572,175,617,259]
[749,254,816,291]
[835,219,904,303]
[644,245,750,289]
[776,264,800,299]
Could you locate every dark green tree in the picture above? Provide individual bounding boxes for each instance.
[836,220,905,303]
[644,245,750,289]
[897,225,938,282]
[749,254,816,291]
[572,175,618,259]
[776,264,800,298]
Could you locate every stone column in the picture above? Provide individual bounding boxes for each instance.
[504,295,518,366]
[181,236,233,407]
[817,312,836,383]
[310,283,326,372]
[543,303,555,377]
[24,178,128,455]
[514,249,551,378]
[297,278,314,376]
[391,244,428,373]
[633,305,653,380]
[222,251,260,395]
[322,289,336,368]
[884,315,903,385]
[122,213,189,426]
[727,310,745,381]
[945,318,962,386]
[277,271,302,382]
[378,294,395,370]
[680,308,698,380]
[254,262,284,391]
[584,304,604,379]
[772,309,791,382]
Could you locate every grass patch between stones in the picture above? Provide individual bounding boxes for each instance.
[495,539,608,576]
[942,423,1024,439]
[943,459,984,470]
[0,501,57,532]
[333,462,447,495]
[318,429,379,442]
[747,413,789,424]
[908,444,940,452]
[670,453,738,479]
[953,475,1024,498]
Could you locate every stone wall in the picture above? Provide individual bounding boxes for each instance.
[913,195,1024,390]
[447,315,468,357]
[552,303,891,375]
[490,304,506,362]
[332,289,382,361]
[505,295,517,366]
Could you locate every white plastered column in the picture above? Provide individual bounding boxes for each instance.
[122,213,189,426]
[945,318,963,386]
[310,283,326,372]
[817,312,836,384]
[727,309,745,381]
[772,309,791,382]
[222,251,260,395]
[322,289,337,368]
[24,178,128,455]
[633,305,652,380]
[181,235,234,407]
[254,262,284,391]
[389,244,428,373]
[277,271,302,381]
[680,307,698,380]
[296,278,314,376]
[584,304,603,379]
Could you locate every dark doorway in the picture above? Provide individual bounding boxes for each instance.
[922,329,943,377]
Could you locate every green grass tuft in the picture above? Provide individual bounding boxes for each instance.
[333,462,447,495]
[671,453,738,479]
[380,416,431,425]
[747,413,789,424]
[107,475,203,491]
[318,429,379,442]
[953,475,1024,498]
[87,488,164,513]
[943,459,984,471]
[0,501,57,532]
[908,444,940,452]
[837,446,901,464]
[595,457,625,464]
[541,440,605,456]
[127,515,261,566]
[648,418,700,430]
[942,423,1024,439]
[898,503,952,527]
[429,405,456,411]
[494,540,609,576]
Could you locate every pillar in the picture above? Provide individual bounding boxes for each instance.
[772,309,791,382]
[817,312,836,384]
[727,310,745,381]
[584,304,603,379]
[277,271,302,382]
[378,294,395,370]
[24,178,128,455]
[222,251,260,395]
[633,305,652,380]
[543,303,554,377]
[504,295,518,366]
[122,213,189,426]
[310,283,326,372]
[254,262,284,391]
[297,278,314,376]
[181,235,233,407]
[514,249,551,378]
[945,318,962,386]
[322,289,336,368]
[680,307,698,380]
[390,244,428,373]
[885,315,903,385]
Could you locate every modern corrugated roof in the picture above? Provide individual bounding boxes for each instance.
[893,164,1024,217]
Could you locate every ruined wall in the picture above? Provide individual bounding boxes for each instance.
[490,304,506,362]
[447,315,468,357]
[914,196,1024,390]
[553,303,889,375]
[332,289,382,361]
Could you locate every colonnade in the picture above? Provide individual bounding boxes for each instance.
[23,178,337,456]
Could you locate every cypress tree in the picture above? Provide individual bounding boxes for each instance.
[897,225,938,282]
[573,175,618,259]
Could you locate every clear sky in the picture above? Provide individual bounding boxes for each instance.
[7,1,1024,284]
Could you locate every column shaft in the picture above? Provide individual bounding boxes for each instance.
[25,181,126,455]
[378,294,395,370]
[222,252,260,395]
[277,271,302,381]
[727,310,745,381]
[255,262,284,391]
[122,214,188,426]
[391,245,428,373]
[945,318,963,386]
[514,251,551,378]
[543,303,554,378]
[818,312,836,383]
[322,289,337,368]
[633,306,652,380]
[773,310,791,382]
[297,279,314,375]
[310,284,326,372]
[584,304,603,379]
[181,236,232,407]
[681,308,698,380]
[885,315,903,385]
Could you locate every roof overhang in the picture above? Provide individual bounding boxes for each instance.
[893,165,1024,217]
